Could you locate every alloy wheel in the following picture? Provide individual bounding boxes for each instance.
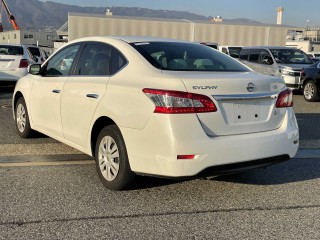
[304,82,315,100]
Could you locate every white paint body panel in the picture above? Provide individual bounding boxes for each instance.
[61,76,108,146]
[30,75,66,137]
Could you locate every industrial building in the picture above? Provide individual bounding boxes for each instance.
[286,27,320,52]
[66,12,302,47]
[0,30,58,47]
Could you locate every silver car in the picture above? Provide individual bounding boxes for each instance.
[239,46,313,89]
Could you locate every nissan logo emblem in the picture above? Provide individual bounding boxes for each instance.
[247,82,255,92]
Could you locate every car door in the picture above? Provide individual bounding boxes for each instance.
[30,44,81,137]
[60,42,113,146]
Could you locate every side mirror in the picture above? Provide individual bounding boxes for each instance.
[28,64,41,75]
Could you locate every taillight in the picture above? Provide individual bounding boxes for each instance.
[143,88,217,114]
[19,59,29,68]
[177,155,196,160]
[276,89,293,108]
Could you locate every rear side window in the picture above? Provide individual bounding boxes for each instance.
[111,48,127,75]
[131,42,249,72]
[0,45,23,55]
[239,49,249,60]
[28,47,40,57]
[248,50,260,63]
[222,47,228,54]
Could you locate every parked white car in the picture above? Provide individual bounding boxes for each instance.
[13,36,299,190]
[0,44,36,82]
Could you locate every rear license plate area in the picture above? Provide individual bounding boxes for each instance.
[233,101,263,123]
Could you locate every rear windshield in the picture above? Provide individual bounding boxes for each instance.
[131,42,249,72]
[0,45,23,55]
[27,47,40,57]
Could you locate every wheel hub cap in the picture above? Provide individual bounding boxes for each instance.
[16,103,26,133]
[98,136,120,181]
[305,83,314,100]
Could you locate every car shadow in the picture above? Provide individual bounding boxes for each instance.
[0,82,15,100]
[128,155,320,189]
[293,89,302,95]
[212,157,320,185]
[127,175,184,190]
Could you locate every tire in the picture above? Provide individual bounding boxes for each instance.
[95,125,135,191]
[303,80,320,102]
[15,97,34,138]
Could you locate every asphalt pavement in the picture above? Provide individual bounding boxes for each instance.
[1,84,320,239]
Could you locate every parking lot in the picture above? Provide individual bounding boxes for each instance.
[1,83,320,239]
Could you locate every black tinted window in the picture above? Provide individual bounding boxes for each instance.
[228,47,242,58]
[111,48,127,75]
[131,42,249,72]
[0,45,23,55]
[28,47,40,57]
[239,49,249,60]
[248,50,259,63]
[75,43,112,76]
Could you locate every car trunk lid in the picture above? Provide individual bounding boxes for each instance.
[0,55,22,70]
[168,71,287,136]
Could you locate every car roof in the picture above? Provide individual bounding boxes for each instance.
[110,36,189,43]
[219,46,243,47]
[25,45,40,48]
[0,43,23,47]
[72,36,190,44]
[242,46,298,50]
[200,42,218,45]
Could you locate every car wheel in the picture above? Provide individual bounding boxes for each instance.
[15,97,34,138]
[303,80,320,102]
[95,125,135,190]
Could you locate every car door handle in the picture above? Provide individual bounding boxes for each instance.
[86,94,99,99]
[52,89,61,94]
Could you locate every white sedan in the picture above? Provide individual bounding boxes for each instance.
[0,44,36,82]
[13,36,299,190]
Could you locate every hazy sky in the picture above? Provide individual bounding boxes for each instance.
[42,0,319,27]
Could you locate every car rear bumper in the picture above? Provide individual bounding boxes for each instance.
[138,154,290,179]
[121,108,299,177]
[0,69,28,82]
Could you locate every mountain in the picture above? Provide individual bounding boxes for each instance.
[0,0,261,30]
